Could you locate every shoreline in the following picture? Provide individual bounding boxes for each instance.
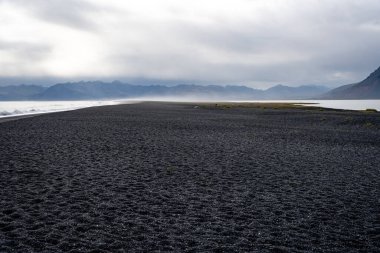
[0,100,378,126]
[0,100,142,123]
[2,100,376,124]
[0,101,376,124]
[0,113,46,123]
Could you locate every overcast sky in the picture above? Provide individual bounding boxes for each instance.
[0,0,380,88]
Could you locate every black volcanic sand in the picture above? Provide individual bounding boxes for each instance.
[0,102,379,253]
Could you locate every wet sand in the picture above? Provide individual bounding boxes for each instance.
[0,102,379,252]
[0,114,45,124]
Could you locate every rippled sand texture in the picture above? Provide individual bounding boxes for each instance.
[0,102,379,252]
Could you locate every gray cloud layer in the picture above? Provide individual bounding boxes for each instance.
[0,0,379,87]
[3,0,100,29]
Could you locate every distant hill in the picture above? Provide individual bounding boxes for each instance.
[33,81,161,100]
[263,84,329,99]
[32,81,263,100]
[322,66,380,99]
[0,82,330,101]
[0,85,46,100]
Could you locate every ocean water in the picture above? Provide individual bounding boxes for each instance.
[0,99,379,118]
[231,100,380,111]
[298,100,380,111]
[0,100,123,118]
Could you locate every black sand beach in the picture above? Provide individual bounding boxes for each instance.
[0,102,379,252]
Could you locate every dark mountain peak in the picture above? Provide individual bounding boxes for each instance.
[365,66,380,81]
[322,66,380,99]
[370,65,380,75]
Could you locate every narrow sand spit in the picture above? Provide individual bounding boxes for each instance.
[0,102,379,252]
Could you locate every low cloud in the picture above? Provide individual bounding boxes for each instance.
[0,0,379,87]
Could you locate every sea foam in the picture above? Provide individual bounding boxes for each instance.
[0,100,123,118]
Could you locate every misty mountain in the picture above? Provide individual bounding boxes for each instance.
[322,66,380,99]
[263,84,329,99]
[32,82,265,100]
[160,84,264,99]
[0,82,330,101]
[0,85,46,100]
[32,81,166,100]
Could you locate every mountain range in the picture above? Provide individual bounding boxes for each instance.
[0,82,329,101]
[0,66,379,100]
